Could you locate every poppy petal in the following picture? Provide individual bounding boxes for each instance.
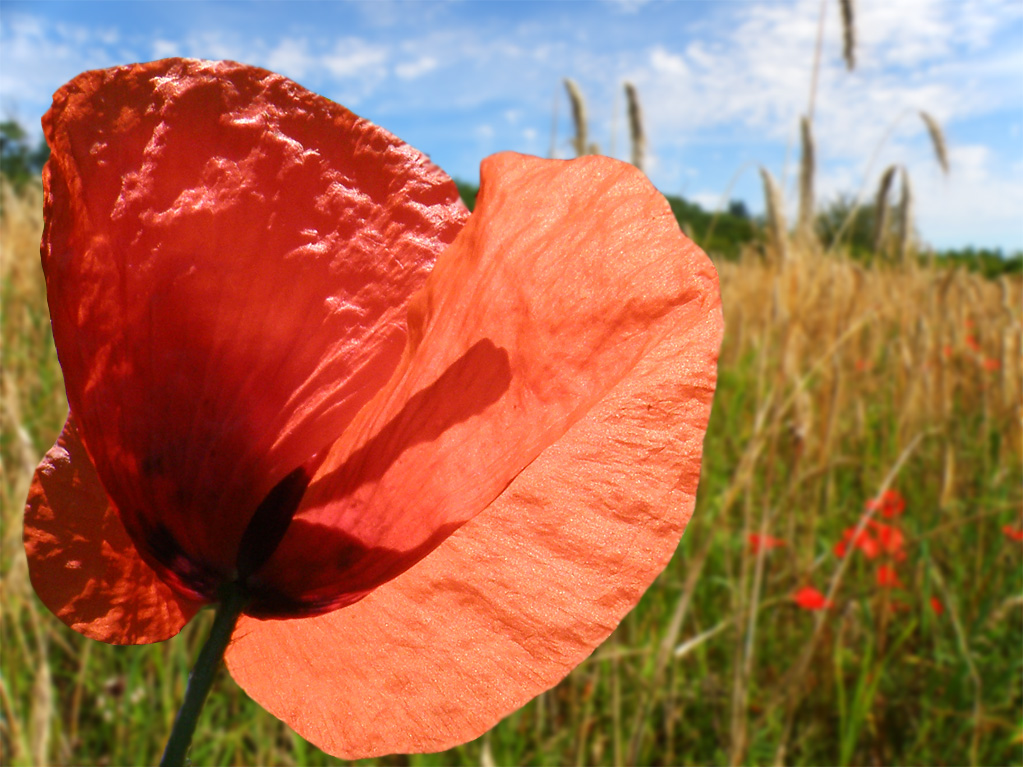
[225,155,722,756]
[41,59,467,591]
[251,152,722,613]
[23,415,201,644]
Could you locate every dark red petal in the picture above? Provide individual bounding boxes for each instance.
[24,415,201,644]
[249,152,722,613]
[225,154,722,757]
[41,59,466,586]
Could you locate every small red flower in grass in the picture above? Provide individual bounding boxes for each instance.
[869,521,907,561]
[748,533,787,554]
[930,597,945,616]
[833,526,881,559]
[982,357,1001,372]
[866,489,906,518]
[793,586,832,610]
[22,60,723,760]
[1003,525,1023,542]
[965,335,981,352]
[875,564,902,588]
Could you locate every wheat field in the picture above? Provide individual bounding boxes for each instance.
[2,173,1020,766]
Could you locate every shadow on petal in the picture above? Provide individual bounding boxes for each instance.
[251,339,511,612]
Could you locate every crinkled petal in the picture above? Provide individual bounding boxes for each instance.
[226,227,722,755]
[24,415,201,644]
[250,152,720,614]
[41,58,467,592]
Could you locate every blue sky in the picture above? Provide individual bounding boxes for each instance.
[2,0,1021,251]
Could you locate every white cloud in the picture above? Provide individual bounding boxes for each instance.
[324,38,389,79]
[395,55,438,80]
[267,38,316,80]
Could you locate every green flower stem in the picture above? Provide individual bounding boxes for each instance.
[160,583,248,767]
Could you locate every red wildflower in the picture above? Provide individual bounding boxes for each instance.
[1003,525,1023,542]
[875,564,902,588]
[793,586,832,610]
[22,60,723,758]
[869,521,907,561]
[866,489,906,518]
[930,597,945,615]
[942,345,953,359]
[834,526,881,559]
[748,533,787,554]
[965,335,981,352]
[982,357,1001,372]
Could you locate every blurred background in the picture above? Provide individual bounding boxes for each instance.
[1,1,1021,765]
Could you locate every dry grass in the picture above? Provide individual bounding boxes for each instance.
[871,164,897,253]
[563,78,589,158]
[919,111,950,176]
[896,166,914,262]
[760,167,790,266]
[624,81,646,173]
[798,116,816,241]
[2,172,1021,766]
[839,0,856,71]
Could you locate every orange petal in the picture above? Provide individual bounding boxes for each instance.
[41,59,466,589]
[24,415,201,644]
[226,154,722,756]
[250,152,722,614]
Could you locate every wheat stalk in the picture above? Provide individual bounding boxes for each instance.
[760,167,790,266]
[897,166,914,263]
[798,115,816,238]
[919,111,949,175]
[624,81,646,172]
[564,78,589,158]
[872,165,897,253]
[839,0,856,70]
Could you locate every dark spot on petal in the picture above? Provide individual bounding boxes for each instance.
[141,521,221,599]
[235,465,311,581]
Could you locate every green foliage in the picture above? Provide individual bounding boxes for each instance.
[816,194,878,260]
[0,120,49,191]
[664,194,759,261]
[455,180,478,212]
[929,247,1023,279]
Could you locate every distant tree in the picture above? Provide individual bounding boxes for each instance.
[1,120,49,189]
[454,180,478,212]
[815,194,877,259]
[727,199,750,220]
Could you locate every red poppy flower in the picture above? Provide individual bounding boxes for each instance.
[965,335,981,352]
[866,489,906,519]
[868,521,907,561]
[1003,525,1023,542]
[793,586,832,611]
[875,564,901,588]
[930,597,944,615]
[833,526,880,560]
[22,59,723,758]
[748,533,787,554]
[982,357,1001,372]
